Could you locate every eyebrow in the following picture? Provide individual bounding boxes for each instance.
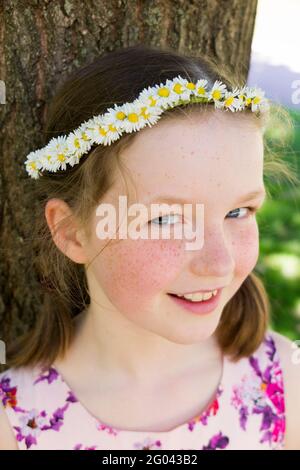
[236,189,266,204]
[145,189,266,205]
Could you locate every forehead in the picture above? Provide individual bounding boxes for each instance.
[118,110,264,202]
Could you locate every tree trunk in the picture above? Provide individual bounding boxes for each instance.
[0,0,258,353]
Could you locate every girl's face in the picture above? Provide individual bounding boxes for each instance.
[83,110,266,343]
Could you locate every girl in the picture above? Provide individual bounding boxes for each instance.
[0,45,299,450]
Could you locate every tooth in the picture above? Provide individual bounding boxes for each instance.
[183,291,214,302]
[173,289,219,302]
[203,292,213,300]
[183,293,198,300]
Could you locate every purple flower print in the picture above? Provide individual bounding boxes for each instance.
[239,405,248,430]
[202,431,229,450]
[34,367,59,385]
[232,373,265,413]
[133,437,162,450]
[265,336,276,362]
[74,444,98,450]
[231,334,285,448]
[66,390,78,403]
[0,376,18,408]
[42,403,69,432]
[0,375,26,412]
[14,408,47,449]
[97,422,119,436]
[11,380,79,448]
[188,387,223,430]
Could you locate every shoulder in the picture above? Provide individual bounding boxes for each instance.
[0,364,51,450]
[267,329,300,450]
[0,368,20,449]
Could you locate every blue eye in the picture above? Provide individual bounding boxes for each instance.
[149,214,182,225]
[227,207,257,219]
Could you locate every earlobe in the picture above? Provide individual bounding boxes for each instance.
[44,198,89,264]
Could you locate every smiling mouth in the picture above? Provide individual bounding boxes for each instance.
[168,293,215,303]
[167,288,222,303]
[167,289,223,315]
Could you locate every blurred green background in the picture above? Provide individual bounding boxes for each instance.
[256,108,300,340]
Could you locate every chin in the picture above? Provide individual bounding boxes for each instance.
[160,317,221,345]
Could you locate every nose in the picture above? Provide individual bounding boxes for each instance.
[189,224,235,278]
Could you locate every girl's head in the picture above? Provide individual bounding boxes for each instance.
[7,44,296,369]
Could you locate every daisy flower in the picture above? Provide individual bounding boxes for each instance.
[168,75,194,103]
[151,81,179,110]
[218,88,244,112]
[24,75,269,179]
[66,123,93,166]
[42,136,70,172]
[24,150,43,179]
[138,85,162,109]
[118,101,151,134]
[194,79,209,98]
[207,80,227,104]
[85,114,122,146]
[103,103,130,129]
[250,87,268,112]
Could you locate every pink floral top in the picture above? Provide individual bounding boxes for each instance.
[0,329,285,450]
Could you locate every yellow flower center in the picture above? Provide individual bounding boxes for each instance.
[74,138,80,148]
[140,106,150,119]
[29,162,36,170]
[108,124,117,132]
[212,90,221,100]
[149,96,157,106]
[128,113,139,123]
[253,96,261,104]
[225,96,234,107]
[173,83,183,94]
[116,111,126,120]
[99,127,107,136]
[157,87,170,97]
[187,82,196,90]
[58,153,66,162]
[197,87,206,95]
[81,132,89,141]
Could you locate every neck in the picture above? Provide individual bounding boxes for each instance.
[59,303,222,390]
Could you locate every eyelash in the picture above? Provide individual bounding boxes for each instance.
[227,206,258,219]
[149,206,259,225]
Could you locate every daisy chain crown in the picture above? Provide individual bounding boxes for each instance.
[25,75,270,179]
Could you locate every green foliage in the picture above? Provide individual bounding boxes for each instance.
[256,108,300,340]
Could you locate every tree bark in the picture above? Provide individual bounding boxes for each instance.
[0,0,258,348]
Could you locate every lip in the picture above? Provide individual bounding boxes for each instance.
[167,288,223,315]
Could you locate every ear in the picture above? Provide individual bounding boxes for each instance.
[45,198,89,264]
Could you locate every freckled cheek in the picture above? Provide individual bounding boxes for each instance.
[91,239,185,312]
[232,223,259,277]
